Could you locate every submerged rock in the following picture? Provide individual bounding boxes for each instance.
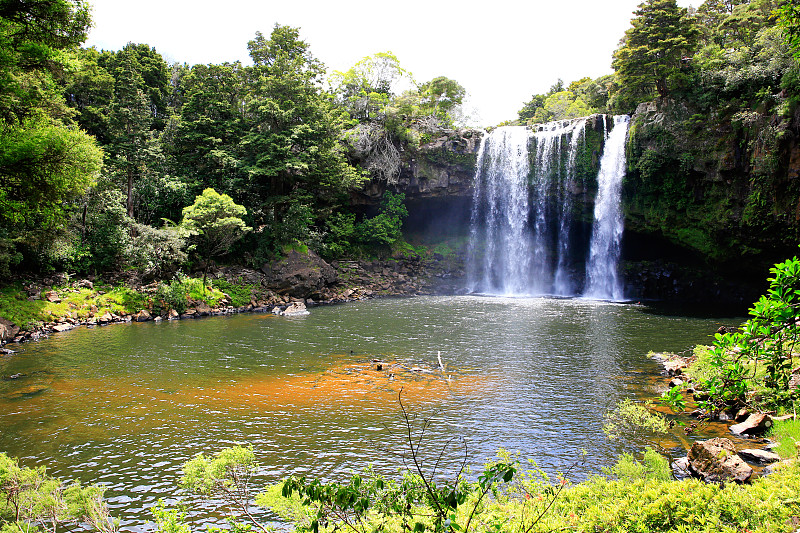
[688,437,753,484]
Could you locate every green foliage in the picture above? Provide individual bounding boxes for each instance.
[610,0,699,110]
[697,252,800,410]
[0,452,118,533]
[518,77,602,125]
[778,1,800,60]
[768,417,800,458]
[151,500,190,533]
[606,448,672,482]
[602,399,670,443]
[211,278,255,307]
[181,188,250,260]
[355,192,408,248]
[153,277,189,314]
[0,117,102,232]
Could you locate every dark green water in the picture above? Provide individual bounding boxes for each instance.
[0,296,736,529]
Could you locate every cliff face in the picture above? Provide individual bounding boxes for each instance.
[351,129,482,205]
[624,98,800,276]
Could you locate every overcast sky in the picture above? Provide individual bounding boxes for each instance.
[85,0,696,126]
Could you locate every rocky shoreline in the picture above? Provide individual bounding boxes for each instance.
[649,352,795,483]
[0,250,466,350]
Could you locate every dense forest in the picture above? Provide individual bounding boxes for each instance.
[1,0,799,284]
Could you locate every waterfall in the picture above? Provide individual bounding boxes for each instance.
[583,115,630,301]
[466,126,534,295]
[466,119,586,296]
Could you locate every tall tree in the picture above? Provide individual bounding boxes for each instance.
[611,0,699,109]
[241,25,362,210]
[0,0,102,272]
[170,62,248,200]
[106,53,155,218]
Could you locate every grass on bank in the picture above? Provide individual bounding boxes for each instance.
[0,275,256,330]
[769,417,800,459]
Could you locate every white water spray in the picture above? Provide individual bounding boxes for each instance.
[583,115,630,300]
[466,119,586,296]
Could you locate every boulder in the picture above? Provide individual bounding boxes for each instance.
[672,457,691,480]
[261,249,337,298]
[0,347,14,355]
[730,413,773,436]
[45,290,61,303]
[737,448,781,464]
[0,318,20,341]
[688,437,753,483]
[194,302,212,316]
[75,279,94,289]
[133,309,152,322]
[167,309,180,320]
[51,324,73,333]
[282,301,309,316]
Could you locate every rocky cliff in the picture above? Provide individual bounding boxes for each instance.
[624,98,800,276]
[351,129,482,204]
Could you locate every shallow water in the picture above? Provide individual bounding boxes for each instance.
[0,295,738,529]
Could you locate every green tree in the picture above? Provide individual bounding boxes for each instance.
[330,51,411,122]
[777,0,800,60]
[170,62,248,199]
[418,76,465,125]
[240,25,363,245]
[0,452,118,533]
[611,0,699,109]
[106,52,156,219]
[63,47,115,144]
[181,188,251,287]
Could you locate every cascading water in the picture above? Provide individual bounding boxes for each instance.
[466,114,630,299]
[583,115,630,301]
[466,119,586,296]
[466,126,534,295]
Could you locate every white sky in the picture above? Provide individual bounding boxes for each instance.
[85,0,696,127]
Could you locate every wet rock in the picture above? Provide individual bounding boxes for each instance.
[167,309,180,320]
[738,448,781,464]
[153,316,163,323]
[668,377,684,388]
[51,323,73,333]
[133,309,152,322]
[735,408,751,422]
[195,302,212,317]
[762,458,796,476]
[672,457,691,480]
[0,318,20,341]
[730,413,773,436]
[0,347,14,355]
[282,301,309,316]
[688,437,753,483]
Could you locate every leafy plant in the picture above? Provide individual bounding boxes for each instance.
[0,453,118,533]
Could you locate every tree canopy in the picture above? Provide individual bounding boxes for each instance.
[611,0,699,109]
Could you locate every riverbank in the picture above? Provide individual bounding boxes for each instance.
[0,250,465,348]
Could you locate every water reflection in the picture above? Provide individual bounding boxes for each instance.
[0,296,733,529]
